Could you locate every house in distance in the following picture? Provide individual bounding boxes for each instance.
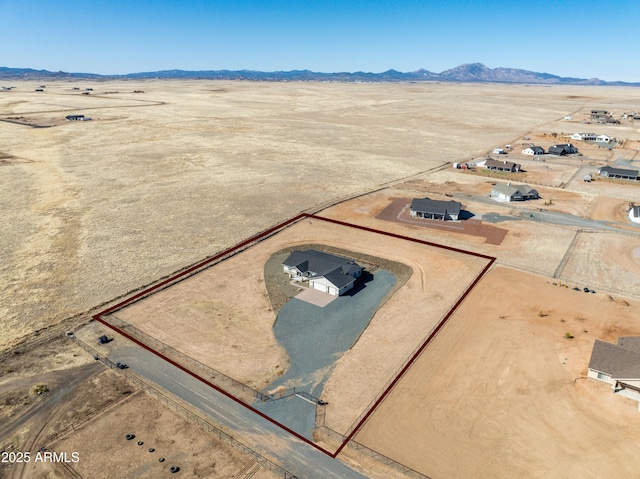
[282,249,362,296]
[598,166,639,181]
[522,146,545,156]
[484,159,522,172]
[410,197,462,221]
[490,183,539,202]
[548,143,578,156]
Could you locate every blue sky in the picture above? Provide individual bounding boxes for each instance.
[1,0,639,81]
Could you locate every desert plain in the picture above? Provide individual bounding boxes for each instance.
[2,79,640,478]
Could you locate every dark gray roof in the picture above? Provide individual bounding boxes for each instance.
[323,268,356,288]
[491,183,538,197]
[283,249,359,277]
[548,144,578,154]
[485,159,521,170]
[524,146,544,153]
[410,198,461,216]
[631,206,640,218]
[599,166,639,178]
[589,338,640,379]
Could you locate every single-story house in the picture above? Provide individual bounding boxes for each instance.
[629,206,640,224]
[588,337,640,410]
[490,183,539,202]
[66,115,85,121]
[410,197,462,221]
[596,134,612,143]
[522,146,545,156]
[548,143,578,156]
[485,159,521,172]
[598,166,639,181]
[591,110,611,120]
[282,249,362,296]
[571,132,597,141]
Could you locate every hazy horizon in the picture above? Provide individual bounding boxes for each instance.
[1,0,639,82]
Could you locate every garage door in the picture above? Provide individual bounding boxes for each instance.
[328,286,338,296]
[312,282,328,293]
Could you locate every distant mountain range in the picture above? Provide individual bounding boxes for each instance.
[1,63,637,86]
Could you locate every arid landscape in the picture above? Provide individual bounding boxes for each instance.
[2,80,640,479]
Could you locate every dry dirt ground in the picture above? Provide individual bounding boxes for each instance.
[355,266,640,479]
[4,81,640,351]
[321,187,578,277]
[114,218,489,434]
[47,392,280,479]
[3,81,640,479]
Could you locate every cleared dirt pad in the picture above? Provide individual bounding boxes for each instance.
[355,266,640,479]
[115,218,489,434]
[376,197,508,244]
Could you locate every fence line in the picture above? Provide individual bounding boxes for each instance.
[340,270,481,439]
[495,259,640,301]
[319,426,432,479]
[65,333,299,479]
[103,314,267,404]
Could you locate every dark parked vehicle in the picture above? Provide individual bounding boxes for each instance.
[98,335,111,344]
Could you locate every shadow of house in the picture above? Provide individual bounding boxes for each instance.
[342,270,375,297]
[458,210,475,220]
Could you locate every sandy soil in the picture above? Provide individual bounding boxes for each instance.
[4,81,640,351]
[322,187,577,277]
[558,231,640,298]
[49,392,279,479]
[116,218,488,433]
[355,266,640,479]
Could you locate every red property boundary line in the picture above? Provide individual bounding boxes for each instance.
[93,212,496,459]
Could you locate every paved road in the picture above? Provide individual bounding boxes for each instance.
[91,329,369,479]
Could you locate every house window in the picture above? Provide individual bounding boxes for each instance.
[597,372,610,381]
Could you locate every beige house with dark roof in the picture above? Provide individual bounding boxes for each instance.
[588,337,640,410]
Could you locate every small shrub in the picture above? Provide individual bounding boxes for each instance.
[31,384,49,395]
[565,332,574,339]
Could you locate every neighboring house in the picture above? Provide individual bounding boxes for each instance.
[588,337,640,409]
[65,115,85,121]
[548,143,578,156]
[522,146,545,156]
[490,183,539,202]
[591,110,611,120]
[629,206,640,224]
[485,159,521,172]
[571,132,597,141]
[596,134,612,143]
[598,166,639,181]
[410,197,462,221]
[282,249,362,296]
